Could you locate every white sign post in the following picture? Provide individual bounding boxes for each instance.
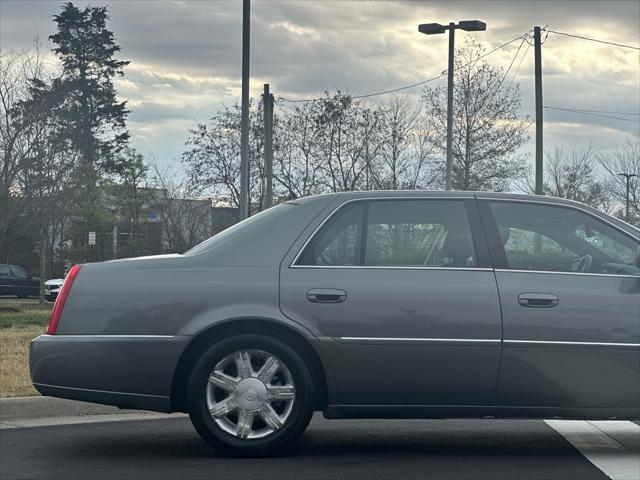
[88,231,96,246]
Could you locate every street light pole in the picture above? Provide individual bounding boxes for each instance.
[445,23,455,191]
[239,0,250,220]
[618,173,638,223]
[419,20,486,191]
[263,83,274,210]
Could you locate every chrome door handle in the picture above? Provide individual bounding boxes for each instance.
[518,293,559,308]
[306,289,347,304]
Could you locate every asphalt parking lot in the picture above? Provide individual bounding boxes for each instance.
[2,414,638,480]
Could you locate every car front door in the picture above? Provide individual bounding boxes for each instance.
[479,198,640,413]
[0,266,13,296]
[280,197,502,407]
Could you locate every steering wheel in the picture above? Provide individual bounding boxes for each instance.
[571,254,592,273]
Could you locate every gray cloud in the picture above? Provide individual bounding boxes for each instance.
[1,0,638,164]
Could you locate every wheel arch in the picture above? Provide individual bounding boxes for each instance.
[170,318,330,412]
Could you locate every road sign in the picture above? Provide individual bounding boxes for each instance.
[88,231,96,245]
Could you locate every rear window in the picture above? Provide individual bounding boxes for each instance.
[297,199,477,268]
[184,204,292,256]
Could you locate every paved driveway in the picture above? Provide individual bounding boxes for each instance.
[3,414,638,480]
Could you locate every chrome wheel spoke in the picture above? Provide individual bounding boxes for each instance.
[259,404,283,430]
[209,397,236,418]
[266,384,295,401]
[209,371,239,391]
[236,409,255,439]
[207,349,295,439]
[235,351,253,379]
[257,356,280,383]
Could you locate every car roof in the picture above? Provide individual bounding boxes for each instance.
[292,190,639,237]
[323,190,583,205]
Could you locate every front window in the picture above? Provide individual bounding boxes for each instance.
[490,202,639,275]
[10,267,29,279]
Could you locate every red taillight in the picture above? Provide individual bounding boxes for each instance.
[47,265,81,335]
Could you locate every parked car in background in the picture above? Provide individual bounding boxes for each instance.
[0,264,39,298]
[30,192,640,456]
[44,278,64,302]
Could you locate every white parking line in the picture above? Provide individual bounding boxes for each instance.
[546,420,640,480]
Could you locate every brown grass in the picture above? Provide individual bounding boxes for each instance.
[0,326,44,397]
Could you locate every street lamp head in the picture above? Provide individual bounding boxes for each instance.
[458,20,487,32]
[418,23,446,35]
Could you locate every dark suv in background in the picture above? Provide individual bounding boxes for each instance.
[0,264,40,298]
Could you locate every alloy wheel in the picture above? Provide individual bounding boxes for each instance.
[206,349,296,439]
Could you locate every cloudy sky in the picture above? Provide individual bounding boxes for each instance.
[1,0,639,167]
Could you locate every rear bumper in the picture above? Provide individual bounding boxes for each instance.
[30,334,191,413]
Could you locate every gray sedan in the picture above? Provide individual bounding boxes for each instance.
[30,191,640,456]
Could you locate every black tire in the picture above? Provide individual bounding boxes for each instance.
[186,334,315,457]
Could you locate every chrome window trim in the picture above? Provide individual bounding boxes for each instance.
[291,265,492,271]
[505,339,640,348]
[494,268,640,279]
[290,195,477,269]
[482,197,640,241]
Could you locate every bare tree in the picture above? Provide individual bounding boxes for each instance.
[374,94,436,190]
[422,39,531,191]
[275,92,387,197]
[150,162,212,253]
[274,101,324,199]
[598,138,640,225]
[519,145,611,212]
[12,65,77,300]
[182,101,265,211]
[0,46,52,258]
[312,92,382,192]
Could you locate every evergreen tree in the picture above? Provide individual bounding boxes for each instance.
[49,2,130,253]
[50,2,129,173]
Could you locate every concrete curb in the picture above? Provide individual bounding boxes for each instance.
[0,395,149,421]
[0,412,187,429]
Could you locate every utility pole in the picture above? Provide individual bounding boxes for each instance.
[534,26,544,195]
[618,173,638,222]
[263,84,274,209]
[239,0,250,220]
[418,20,486,190]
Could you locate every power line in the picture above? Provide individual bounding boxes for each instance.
[507,34,532,88]
[544,106,640,123]
[547,30,640,51]
[279,33,528,103]
[559,107,639,116]
[475,35,528,115]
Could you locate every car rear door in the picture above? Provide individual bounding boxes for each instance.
[479,198,640,412]
[280,196,502,407]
